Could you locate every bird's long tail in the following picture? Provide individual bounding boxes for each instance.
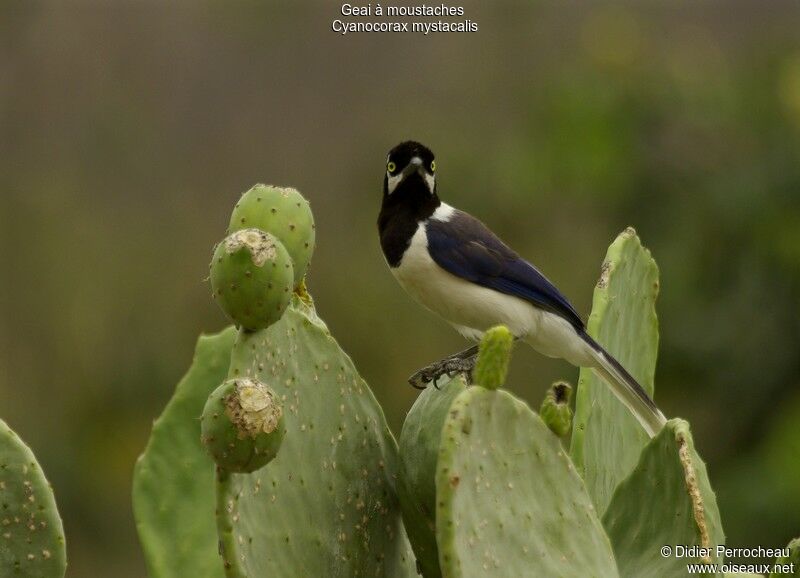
[580,332,667,438]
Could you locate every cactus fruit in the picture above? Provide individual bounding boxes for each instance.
[602,419,725,576]
[201,378,284,473]
[397,376,467,578]
[435,386,619,578]
[228,185,315,287]
[571,227,660,514]
[215,297,416,577]
[133,327,236,578]
[471,325,514,389]
[0,418,67,578]
[540,381,573,438]
[210,229,294,331]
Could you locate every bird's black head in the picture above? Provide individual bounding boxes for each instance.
[378,141,440,264]
[382,141,438,202]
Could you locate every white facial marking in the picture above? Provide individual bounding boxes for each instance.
[386,155,435,195]
[387,173,403,194]
[423,171,436,194]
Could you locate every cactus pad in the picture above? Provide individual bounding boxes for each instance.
[397,376,467,578]
[133,327,236,578]
[215,297,415,577]
[210,229,293,331]
[435,386,619,578]
[0,419,66,578]
[602,419,724,576]
[201,378,284,473]
[228,185,315,287]
[571,227,660,514]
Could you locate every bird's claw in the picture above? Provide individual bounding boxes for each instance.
[408,355,477,390]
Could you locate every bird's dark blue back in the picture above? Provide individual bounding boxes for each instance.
[425,210,584,330]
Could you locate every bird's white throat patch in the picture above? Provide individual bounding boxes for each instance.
[430,203,455,222]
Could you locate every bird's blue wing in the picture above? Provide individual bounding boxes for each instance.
[425,210,584,329]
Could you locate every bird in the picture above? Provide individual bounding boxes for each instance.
[377,140,667,437]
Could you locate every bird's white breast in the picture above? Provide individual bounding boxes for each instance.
[390,220,540,341]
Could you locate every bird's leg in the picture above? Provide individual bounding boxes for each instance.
[408,345,480,390]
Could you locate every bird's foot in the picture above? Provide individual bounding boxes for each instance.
[408,352,478,390]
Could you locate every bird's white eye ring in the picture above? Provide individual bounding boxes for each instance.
[387,161,396,173]
[430,160,436,172]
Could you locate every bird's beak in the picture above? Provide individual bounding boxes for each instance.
[399,156,425,182]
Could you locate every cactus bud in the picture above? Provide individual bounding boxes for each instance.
[540,381,573,437]
[473,325,514,390]
[228,184,315,287]
[201,378,284,473]
[210,229,293,331]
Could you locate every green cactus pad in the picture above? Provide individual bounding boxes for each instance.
[540,381,574,438]
[602,419,724,577]
[133,327,236,578]
[210,229,294,331]
[770,537,799,577]
[228,185,315,287]
[436,386,619,578]
[0,419,66,578]
[472,325,513,390]
[215,297,415,577]
[570,227,660,514]
[397,376,467,578]
[201,378,284,473]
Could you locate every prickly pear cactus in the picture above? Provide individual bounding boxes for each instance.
[133,327,236,578]
[228,185,315,287]
[210,229,294,330]
[0,419,67,578]
[215,296,416,577]
[201,377,284,473]
[602,419,725,576]
[435,331,619,578]
[137,192,742,578]
[571,227,661,514]
[397,376,466,578]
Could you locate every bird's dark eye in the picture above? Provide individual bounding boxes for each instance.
[430,160,436,173]
[387,161,396,173]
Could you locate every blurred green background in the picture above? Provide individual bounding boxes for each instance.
[2,2,799,576]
